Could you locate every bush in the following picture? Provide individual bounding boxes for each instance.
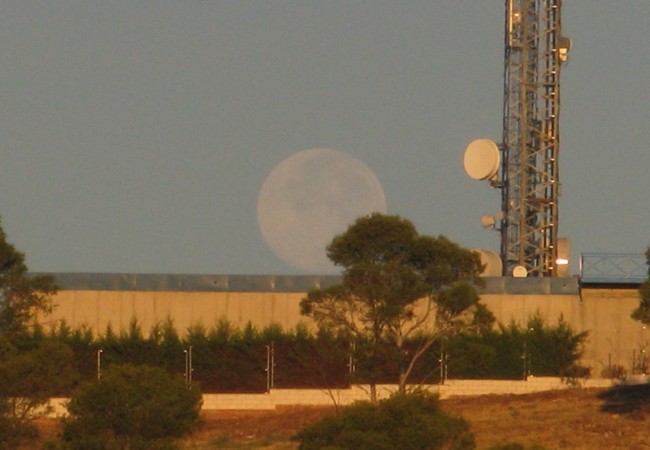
[0,340,77,449]
[296,391,475,450]
[61,364,202,450]
[601,364,627,381]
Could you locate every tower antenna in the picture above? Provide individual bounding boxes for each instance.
[465,0,571,277]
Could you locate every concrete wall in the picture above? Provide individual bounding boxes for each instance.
[201,378,614,410]
[47,290,308,332]
[41,275,643,375]
[45,377,613,415]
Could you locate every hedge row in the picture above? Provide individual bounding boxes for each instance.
[17,315,588,393]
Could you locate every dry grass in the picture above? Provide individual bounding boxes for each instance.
[32,386,650,449]
[443,387,650,450]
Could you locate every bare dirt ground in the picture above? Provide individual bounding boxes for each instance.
[33,386,650,449]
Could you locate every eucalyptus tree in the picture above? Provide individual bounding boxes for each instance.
[0,217,62,447]
[300,213,492,400]
[0,218,57,340]
[631,246,650,324]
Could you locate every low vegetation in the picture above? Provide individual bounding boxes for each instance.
[57,364,202,450]
[296,391,475,450]
[172,387,650,449]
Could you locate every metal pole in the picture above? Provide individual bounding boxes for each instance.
[184,347,193,387]
[522,340,527,380]
[97,349,103,381]
[270,342,274,390]
[348,340,356,377]
[265,345,270,393]
[439,341,445,385]
[184,349,188,387]
[189,346,193,385]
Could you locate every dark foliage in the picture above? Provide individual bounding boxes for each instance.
[631,246,650,324]
[442,314,589,381]
[62,364,202,450]
[0,219,58,340]
[296,391,475,450]
[17,312,589,394]
[0,339,77,449]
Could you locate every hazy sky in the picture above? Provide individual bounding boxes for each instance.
[1,1,648,275]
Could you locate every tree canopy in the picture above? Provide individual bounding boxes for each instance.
[62,364,202,450]
[0,218,62,448]
[300,213,492,398]
[0,219,57,339]
[631,247,650,324]
[296,391,475,450]
[0,340,77,449]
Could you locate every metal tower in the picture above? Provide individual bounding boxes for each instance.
[464,0,571,277]
[499,0,570,276]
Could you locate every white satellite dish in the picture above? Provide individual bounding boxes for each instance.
[473,249,503,277]
[481,214,496,228]
[463,139,501,180]
[512,265,528,278]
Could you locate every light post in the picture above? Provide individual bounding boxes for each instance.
[439,340,448,385]
[522,341,527,380]
[348,340,356,378]
[523,327,534,380]
[642,325,648,375]
[97,349,103,381]
[184,346,193,388]
[265,343,274,393]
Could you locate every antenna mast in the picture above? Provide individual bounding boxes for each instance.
[500,0,569,276]
[464,0,571,277]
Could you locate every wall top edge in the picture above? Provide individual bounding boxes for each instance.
[31,273,581,295]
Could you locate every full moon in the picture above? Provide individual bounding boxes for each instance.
[257,148,387,273]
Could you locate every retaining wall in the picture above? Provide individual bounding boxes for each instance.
[46,377,613,416]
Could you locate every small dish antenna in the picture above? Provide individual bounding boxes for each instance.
[481,214,496,228]
[512,265,528,278]
[463,139,500,181]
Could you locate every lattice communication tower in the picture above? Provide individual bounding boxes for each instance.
[465,0,571,277]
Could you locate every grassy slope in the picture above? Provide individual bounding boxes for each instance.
[34,387,650,450]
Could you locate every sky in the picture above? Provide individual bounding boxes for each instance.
[0,1,648,276]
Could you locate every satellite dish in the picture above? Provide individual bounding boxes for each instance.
[512,265,528,278]
[463,139,500,180]
[481,215,496,228]
[473,249,503,277]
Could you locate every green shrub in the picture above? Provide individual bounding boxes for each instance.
[0,340,77,449]
[296,391,475,450]
[61,364,202,450]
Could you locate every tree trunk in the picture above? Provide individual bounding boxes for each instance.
[398,371,407,395]
[369,383,377,403]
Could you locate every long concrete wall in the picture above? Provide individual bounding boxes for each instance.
[41,275,643,376]
[47,290,309,332]
[45,377,614,415]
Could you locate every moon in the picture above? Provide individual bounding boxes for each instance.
[257,148,387,273]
